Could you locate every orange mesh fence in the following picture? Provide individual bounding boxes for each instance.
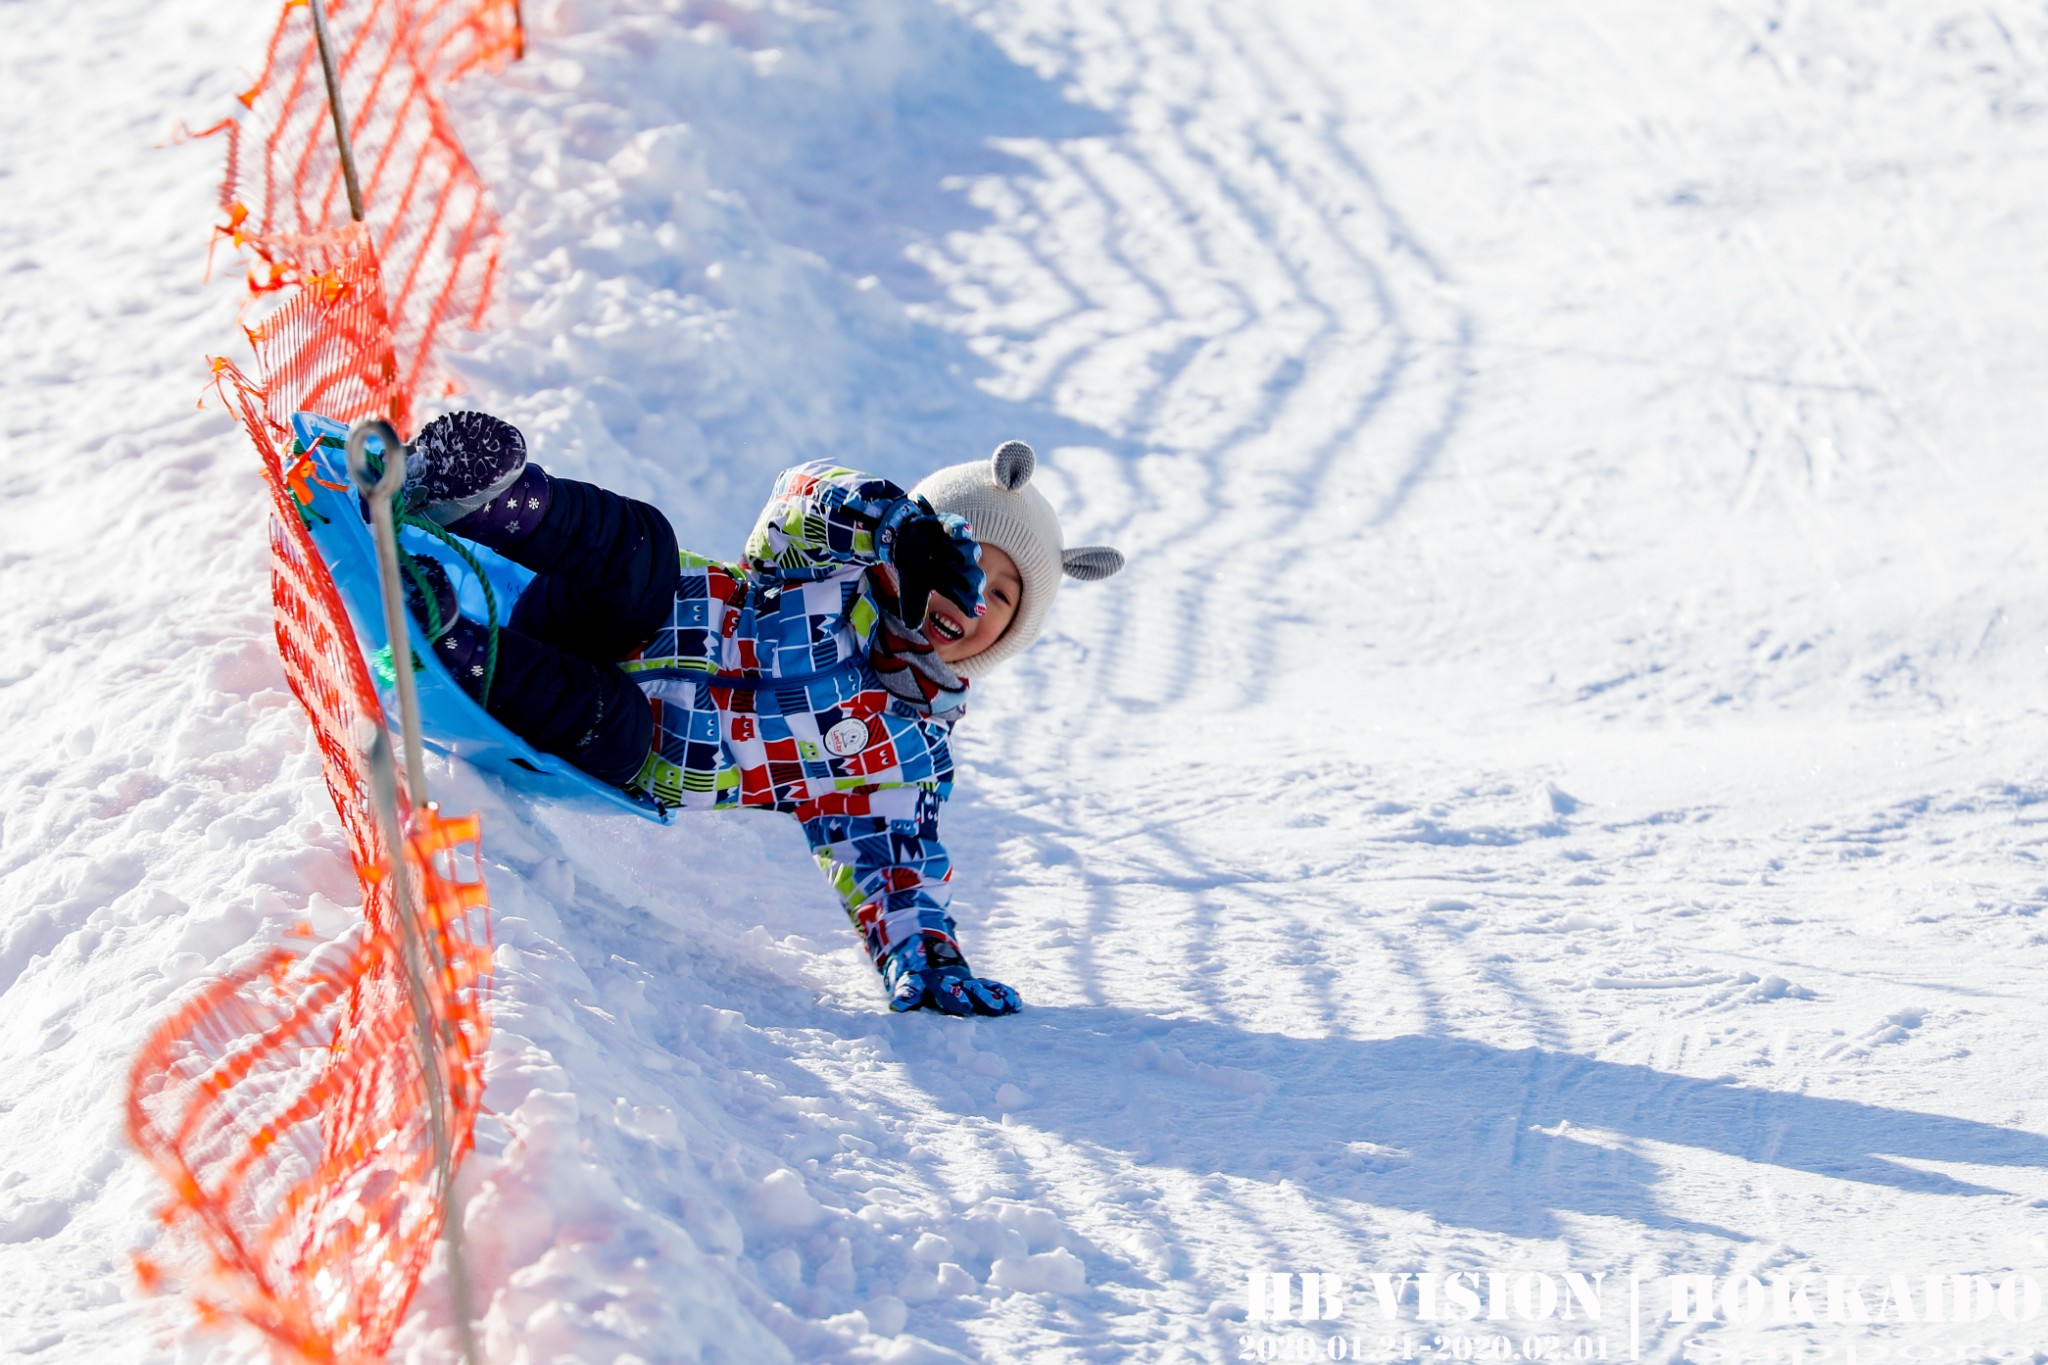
[219,236,400,872]
[126,0,521,1359]
[126,812,491,1364]
[219,0,520,430]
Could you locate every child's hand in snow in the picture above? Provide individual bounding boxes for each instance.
[879,499,986,631]
[880,934,1022,1016]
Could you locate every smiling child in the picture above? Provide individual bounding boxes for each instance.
[391,412,1122,1015]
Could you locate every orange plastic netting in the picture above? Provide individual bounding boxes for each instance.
[126,1,520,1359]
[216,0,520,431]
[126,812,491,1363]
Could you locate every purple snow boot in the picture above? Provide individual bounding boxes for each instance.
[402,555,492,698]
[445,464,552,545]
[404,411,532,527]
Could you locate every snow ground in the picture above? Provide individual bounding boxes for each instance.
[6,0,2048,1361]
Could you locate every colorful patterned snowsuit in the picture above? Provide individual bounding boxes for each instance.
[622,464,967,969]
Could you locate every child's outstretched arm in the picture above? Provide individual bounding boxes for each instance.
[796,801,1021,1016]
[744,464,986,630]
[745,463,912,573]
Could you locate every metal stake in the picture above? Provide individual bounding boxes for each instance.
[350,422,477,1365]
[309,8,477,1358]
[346,419,431,809]
[307,0,366,224]
[363,726,479,1365]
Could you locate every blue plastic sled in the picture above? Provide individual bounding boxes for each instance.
[289,411,670,823]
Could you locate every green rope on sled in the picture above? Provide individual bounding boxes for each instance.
[395,513,502,709]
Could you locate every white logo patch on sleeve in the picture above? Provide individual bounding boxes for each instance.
[823,717,870,757]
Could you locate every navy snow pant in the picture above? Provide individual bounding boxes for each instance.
[453,470,680,786]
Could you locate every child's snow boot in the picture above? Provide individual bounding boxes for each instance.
[446,464,552,545]
[404,411,532,526]
[402,555,493,697]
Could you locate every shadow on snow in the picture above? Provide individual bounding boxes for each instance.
[889,1007,2048,1244]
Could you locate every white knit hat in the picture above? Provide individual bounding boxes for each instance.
[909,441,1124,676]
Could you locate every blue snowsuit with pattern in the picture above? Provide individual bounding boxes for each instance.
[472,462,970,974]
[627,463,967,968]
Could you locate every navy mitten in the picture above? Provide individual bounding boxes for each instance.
[878,499,985,631]
[880,934,1022,1016]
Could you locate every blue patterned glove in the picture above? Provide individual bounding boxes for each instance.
[877,498,985,632]
[880,935,1022,1016]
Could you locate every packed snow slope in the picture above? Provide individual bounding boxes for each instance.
[7,0,2048,1361]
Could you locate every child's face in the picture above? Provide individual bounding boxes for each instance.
[926,543,1020,665]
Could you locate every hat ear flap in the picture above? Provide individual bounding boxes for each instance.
[1061,546,1124,581]
[990,440,1035,491]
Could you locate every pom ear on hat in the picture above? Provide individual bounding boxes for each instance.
[1061,546,1124,581]
[909,439,1127,677]
[990,439,1035,490]
[986,441,1125,581]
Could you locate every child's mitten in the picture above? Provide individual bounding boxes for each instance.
[880,933,1022,1016]
[878,499,986,630]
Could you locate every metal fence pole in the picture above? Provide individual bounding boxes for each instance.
[348,424,475,1365]
[346,419,432,808]
[307,0,367,224]
[362,727,479,1365]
